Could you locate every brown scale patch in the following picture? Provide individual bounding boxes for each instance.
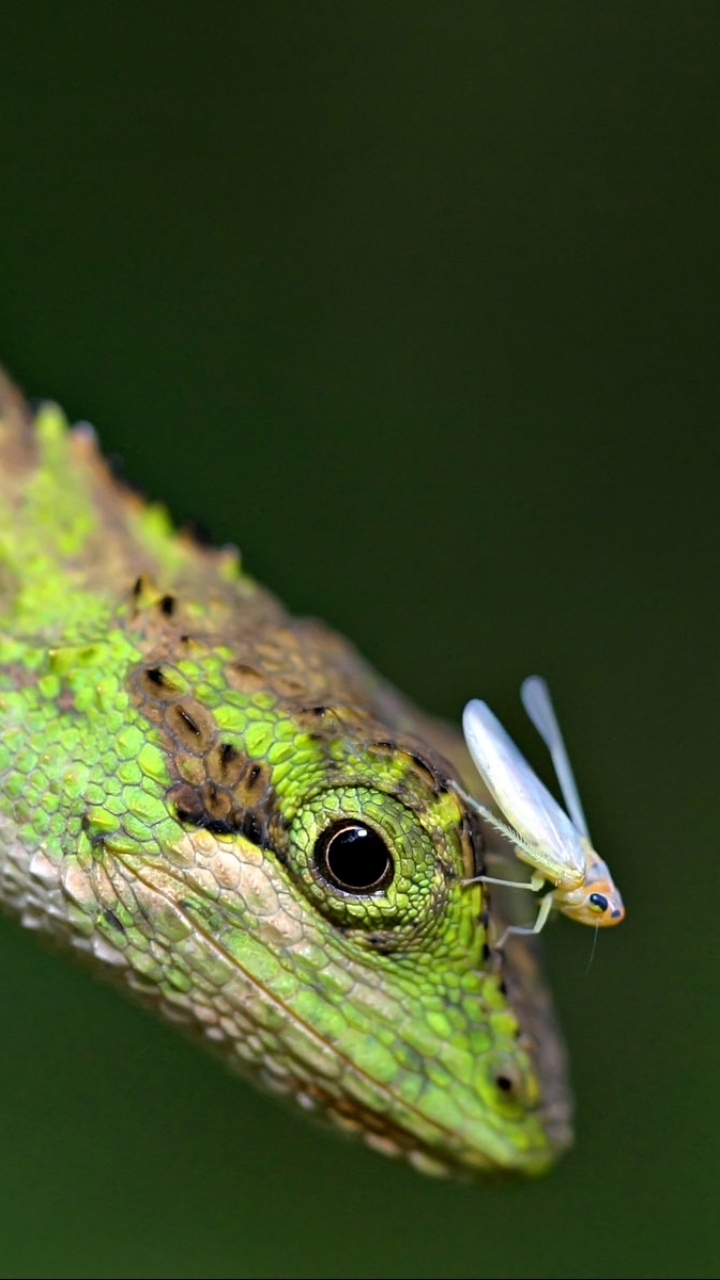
[165,761,272,843]
[458,810,484,882]
[167,757,273,834]
[168,782,208,828]
[253,641,287,671]
[131,573,153,603]
[233,759,271,808]
[306,702,368,737]
[201,781,233,823]
[205,739,245,786]
[57,686,77,713]
[404,750,438,788]
[165,700,217,752]
[226,662,267,693]
[365,738,450,800]
[126,582,199,652]
[135,664,186,702]
[291,703,334,731]
[130,656,277,845]
[141,702,165,727]
[270,672,308,697]
[176,753,206,785]
[3,663,47,691]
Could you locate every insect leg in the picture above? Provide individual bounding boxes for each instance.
[462,872,545,892]
[495,888,556,949]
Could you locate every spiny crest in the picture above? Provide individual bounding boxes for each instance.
[0,369,244,612]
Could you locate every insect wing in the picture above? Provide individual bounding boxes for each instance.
[520,675,590,839]
[462,699,585,887]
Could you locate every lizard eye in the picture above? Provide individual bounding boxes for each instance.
[314,820,394,894]
[589,892,609,913]
[285,785,450,946]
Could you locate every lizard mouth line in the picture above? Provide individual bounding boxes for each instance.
[111,848,538,1168]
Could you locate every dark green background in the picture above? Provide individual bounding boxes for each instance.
[0,5,717,1278]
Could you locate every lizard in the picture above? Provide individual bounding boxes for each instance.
[0,368,572,1179]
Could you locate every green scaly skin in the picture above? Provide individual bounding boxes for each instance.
[0,371,572,1178]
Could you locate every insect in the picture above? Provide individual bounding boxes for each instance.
[458,676,625,944]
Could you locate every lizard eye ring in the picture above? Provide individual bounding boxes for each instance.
[314,820,394,895]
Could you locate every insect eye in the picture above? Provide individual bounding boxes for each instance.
[314,820,394,894]
[589,892,609,913]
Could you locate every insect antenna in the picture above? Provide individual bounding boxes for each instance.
[584,922,601,975]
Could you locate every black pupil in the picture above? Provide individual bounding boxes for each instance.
[590,892,608,911]
[315,821,393,894]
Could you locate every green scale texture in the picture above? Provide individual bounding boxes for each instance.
[0,372,572,1178]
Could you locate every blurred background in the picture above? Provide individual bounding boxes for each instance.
[0,5,717,1277]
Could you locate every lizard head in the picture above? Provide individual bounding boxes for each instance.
[0,384,572,1180]
[104,616,573,1180]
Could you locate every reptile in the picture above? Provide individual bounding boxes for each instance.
[0,368,572,1179]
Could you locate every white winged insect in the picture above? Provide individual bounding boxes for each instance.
[458,676,624,944]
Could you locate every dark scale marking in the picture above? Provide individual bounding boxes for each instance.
[169,781,205,823]
[409,751,438,787]
[235,761,270,808]
[206,741,245,788]
[168,775,273,847]
[360,933,396,955]
[80,810,106,850]
[459,811,484,882]
[130,572,156,602]
[159,594,176,616]
[103,907,126,935]
[204,817,238,836]
[177,707,200,736]
[174,800,203,826]
[241,812,264,847]
[220,742,239,768]
[135,665,188,707]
